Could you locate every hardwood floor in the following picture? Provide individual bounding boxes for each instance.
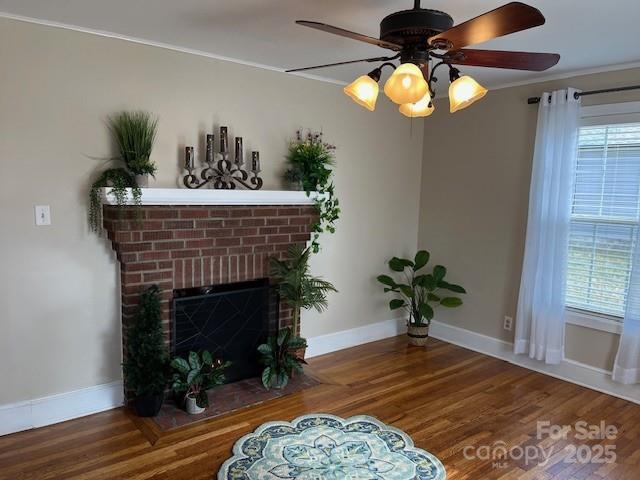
[1,336,639,479]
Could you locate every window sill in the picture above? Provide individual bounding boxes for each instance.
[565,308,623,335]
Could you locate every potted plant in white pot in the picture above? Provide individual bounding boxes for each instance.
[170,351,230,415]
[377,250,466,347]
[109,110,158,187]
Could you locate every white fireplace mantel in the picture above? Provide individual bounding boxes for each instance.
[101,188,319,206]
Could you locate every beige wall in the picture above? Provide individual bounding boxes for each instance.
[0,18,424,405]
[419,66,640,371]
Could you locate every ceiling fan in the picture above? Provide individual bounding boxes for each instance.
[287,1,560,117]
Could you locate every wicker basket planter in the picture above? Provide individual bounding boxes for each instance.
[407,324,429,347]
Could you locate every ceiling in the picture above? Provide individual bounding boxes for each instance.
[2,0,640,89]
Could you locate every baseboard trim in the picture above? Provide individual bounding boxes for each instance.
[306,318,405,358]
[2,318,637,437]
[308,317,639,405]
[0,380,124,436]
[429,320,640,405]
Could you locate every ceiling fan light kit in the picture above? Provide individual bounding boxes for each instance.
[288,1,560,118]
[399,93,434,118]
[448,69,488,113]
[383,62,430,104]
[343,74,380,111]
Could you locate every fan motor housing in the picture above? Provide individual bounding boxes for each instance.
[380,8,453,46]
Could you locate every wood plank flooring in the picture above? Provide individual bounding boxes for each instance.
[1,336,639,479]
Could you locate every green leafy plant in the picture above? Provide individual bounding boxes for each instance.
[270,244,337,340]
[170,351,231,408]
[89,168,141,232]
[88,110,157,232]
[122,285,168,398]
[377,250,466,327]
[285,130,340,253]
[258,327,307,390]
[108,111,158,176]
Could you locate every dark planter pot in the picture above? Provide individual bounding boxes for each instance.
[133,393,164,417]
[288,345,307,379]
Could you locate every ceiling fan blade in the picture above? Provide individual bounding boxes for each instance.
[446,49,560,71]
[296,20,402,51]
[286,56,395,73]
[429,2,545,50]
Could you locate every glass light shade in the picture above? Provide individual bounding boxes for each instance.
[399,92,434,118]
[384,63,429,105]
[344,75,379,111]
[448,75,488,113]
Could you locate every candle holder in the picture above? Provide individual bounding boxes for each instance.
[183,126,263,190]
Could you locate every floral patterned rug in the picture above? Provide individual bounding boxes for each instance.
[218,413,446,479]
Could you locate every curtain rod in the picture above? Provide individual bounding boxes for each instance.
[527,84,640,104]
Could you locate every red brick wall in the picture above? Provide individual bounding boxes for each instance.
[104,204,318,365]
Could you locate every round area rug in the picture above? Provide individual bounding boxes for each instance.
[218,413,446,479]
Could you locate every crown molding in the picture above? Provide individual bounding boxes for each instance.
[0,11,347,86]
[2,11,639,94]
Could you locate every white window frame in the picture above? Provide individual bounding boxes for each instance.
[566,101,640,335]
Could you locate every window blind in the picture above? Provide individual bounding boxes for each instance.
[566,123,640,317]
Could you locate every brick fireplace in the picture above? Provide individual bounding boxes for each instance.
[102,189,318,396]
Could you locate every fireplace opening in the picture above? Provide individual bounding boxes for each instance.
[172,279,278,383]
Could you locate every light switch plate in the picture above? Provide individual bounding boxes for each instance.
[34,205,51,226]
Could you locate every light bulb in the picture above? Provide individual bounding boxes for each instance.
[399,92,434,118]
[384,63,429,105]
[344,74,380,111]
[448,75,488,113]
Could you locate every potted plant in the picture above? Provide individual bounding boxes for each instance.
[122,285,168,417]
[257,327,307,390]
[170,351,230,415]
[269,244,337,358]
[88,110,158,232]
[377,250,466,347]
[284,130,340,253]
[109,111,158,186]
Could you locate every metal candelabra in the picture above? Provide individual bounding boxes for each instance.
[183,126,263,190]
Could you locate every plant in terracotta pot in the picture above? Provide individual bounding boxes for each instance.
[122,285,169,417]
[377,250,466,347]
[170,351,230,415]
[269,244,337,358]
[258,327,307,390]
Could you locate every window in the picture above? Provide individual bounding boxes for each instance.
[566,118,640,318]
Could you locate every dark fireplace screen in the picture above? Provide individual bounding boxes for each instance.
[172,279,277,383]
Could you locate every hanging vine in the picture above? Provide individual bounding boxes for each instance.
[89,168,141,232]
[285,130,340,253]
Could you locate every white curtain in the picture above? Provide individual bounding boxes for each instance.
[514,88,581,365]
[613,245,640,383]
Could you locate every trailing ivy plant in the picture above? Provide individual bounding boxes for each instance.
[285,130,340,253]
[89,168,141,232]
[88,110,158,232]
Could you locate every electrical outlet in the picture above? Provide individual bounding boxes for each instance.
[503,316,513,331]
[34,205,51,226]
